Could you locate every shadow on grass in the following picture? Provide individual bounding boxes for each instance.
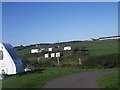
[18,68,45,75]
[4,69,46,79]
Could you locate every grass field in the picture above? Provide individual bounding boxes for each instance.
[0,80,2,90]
[2,67,82,88]
[97,72,119,88]
[15,39,119,67]
[2,67,118,88]
[16,39,119,56]
[6,39,118,88]
[69,40,118,56]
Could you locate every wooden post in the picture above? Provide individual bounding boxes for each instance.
[37,49,40,62]
[57,57,60,66]
[38,56,40,62]
[79,58,82,65]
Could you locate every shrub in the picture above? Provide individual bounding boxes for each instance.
[82,53,119,69]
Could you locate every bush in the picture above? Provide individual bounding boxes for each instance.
[82,54,119,69]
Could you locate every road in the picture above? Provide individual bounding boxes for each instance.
[44,70,118,88]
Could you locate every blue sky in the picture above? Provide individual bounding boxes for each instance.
[2,2,118,46]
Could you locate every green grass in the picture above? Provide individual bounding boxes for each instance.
[97,72,119,88]
[16,39,119,56]
[71,40,118,56]
[2,67,118,88]
[2,67,81,88]
[0,80,2,89]
[16,39,119,67]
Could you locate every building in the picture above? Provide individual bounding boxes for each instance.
[51,53,55,57]
[99,36,120,40]
[56,52,61,57]
[48,48,53,52]
[31,49,39,53]
[64,46,71,51]
[44,54,49,58]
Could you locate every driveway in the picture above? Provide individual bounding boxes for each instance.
[44,70,118,88]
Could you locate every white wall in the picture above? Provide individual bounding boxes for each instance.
[51,53,55,57]
[64,46,71,50]
[56,52,60,57]
[31,49,39,53]
[48,48,53,51]
[45,54,49,58]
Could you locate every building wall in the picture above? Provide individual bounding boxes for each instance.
[31,49,39,53]
[48,48,53,51]
[45,54,49,58]
[64,46,71,50]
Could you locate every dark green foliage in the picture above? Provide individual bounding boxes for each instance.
[82,54,119,69]
[38,58,57,67]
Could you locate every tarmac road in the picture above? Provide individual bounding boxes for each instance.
[44,70,118,88]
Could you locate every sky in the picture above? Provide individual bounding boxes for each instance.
[2,2,118,46]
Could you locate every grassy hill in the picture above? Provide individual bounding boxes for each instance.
[2,39,119,88]
[15,39,119,68]
[16,39,118,56]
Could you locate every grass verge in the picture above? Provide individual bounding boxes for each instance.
[2,67,82,88]
[2,67,118,88]
[97,72,119,88]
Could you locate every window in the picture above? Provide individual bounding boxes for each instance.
[0,50,3,60]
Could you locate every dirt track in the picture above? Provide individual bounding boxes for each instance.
[44,70,118,88]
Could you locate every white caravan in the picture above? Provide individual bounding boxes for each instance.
[0,43,24,78]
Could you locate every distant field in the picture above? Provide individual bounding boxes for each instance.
[14,39,119,68]
[16,39,119,56]
[3,39,118,88]
[67,40,118,56]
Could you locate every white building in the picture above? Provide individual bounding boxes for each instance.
[99,36,120,40]
[48,48,53,51]
[51,53,55,57]
[31,49,39,53]
[64,46,71,51]
[45,54,49,58]
[56,52,61,57]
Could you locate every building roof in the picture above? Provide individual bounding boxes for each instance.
[99,36,120,39]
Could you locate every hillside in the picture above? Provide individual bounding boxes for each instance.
[15,39,119,68]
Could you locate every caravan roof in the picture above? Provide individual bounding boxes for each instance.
[2,43,13,49]
[2,43,20,60]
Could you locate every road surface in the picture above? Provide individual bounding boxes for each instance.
[44,70,118,88]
